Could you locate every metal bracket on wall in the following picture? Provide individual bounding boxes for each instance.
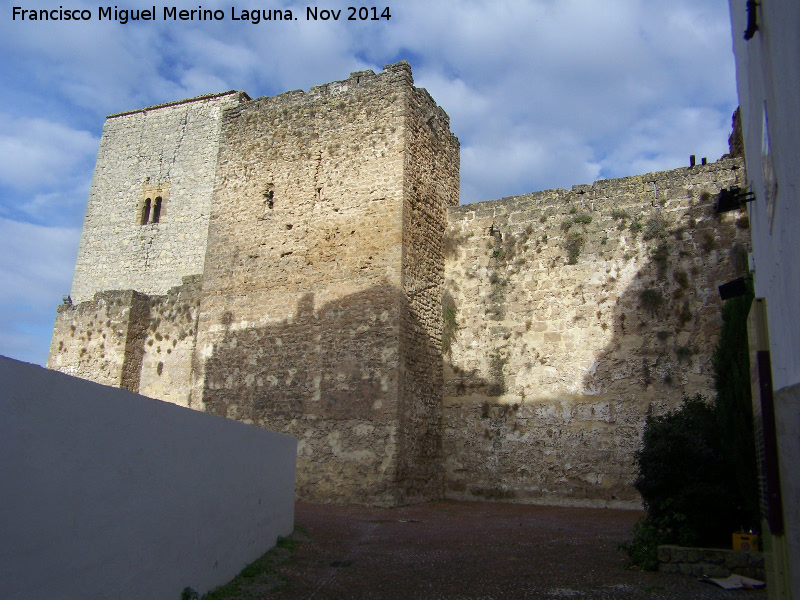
[744,0,759,40]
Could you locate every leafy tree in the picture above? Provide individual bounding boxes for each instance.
[635,394,736,548]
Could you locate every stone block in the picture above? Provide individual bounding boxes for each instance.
[748,552,764,568]
[702,549,725,565]
[658,563,680,575]
[657,545,671,563]
[669,546,687,562]
[702,564,730,578]
[725,551,748,569]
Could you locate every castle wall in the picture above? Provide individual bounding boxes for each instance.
[69,91,247,303]
[47,290,149,391]
[138,276,202,407]
[190,62,458,505]
[49,64,756,509]
[48,277,201,399]
[442,159,750,506]
[395,86,460,502]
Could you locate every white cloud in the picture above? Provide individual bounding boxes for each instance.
[0,217,80,365]
[392,0,738,199]
[599,106,733,177]
[0,0,740,364]
[0,116,97,191]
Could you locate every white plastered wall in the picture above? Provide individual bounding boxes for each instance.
[729,0,800,593]
[0,356,296,600]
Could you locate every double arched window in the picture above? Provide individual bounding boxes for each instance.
[139,196,162,225]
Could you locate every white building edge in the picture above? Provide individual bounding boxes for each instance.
[729,0,799,596]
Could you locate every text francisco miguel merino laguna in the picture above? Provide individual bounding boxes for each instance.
[11,6,393,23]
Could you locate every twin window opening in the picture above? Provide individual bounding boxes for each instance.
[140,196,162,225]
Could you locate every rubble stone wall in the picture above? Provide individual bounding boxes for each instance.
[48,290,149,391]
[190,62,459,505]
[442,159,750,506]
[138,275,203,407]
[658,545,765,580]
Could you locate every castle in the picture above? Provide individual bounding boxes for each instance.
[48,61,750,507]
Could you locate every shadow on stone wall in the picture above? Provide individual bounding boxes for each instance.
[584,203,749,410]
[441,183,750,506]
[572,200,750,499]
[200,283,442,506]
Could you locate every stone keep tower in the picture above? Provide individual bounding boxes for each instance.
[48,91,249,391]
[49,62,460,506]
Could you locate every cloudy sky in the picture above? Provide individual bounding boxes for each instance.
[0,0,739,366]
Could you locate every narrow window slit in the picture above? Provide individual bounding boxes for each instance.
[141,198,151,225]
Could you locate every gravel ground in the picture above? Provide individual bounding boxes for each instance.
[244,500,767,600]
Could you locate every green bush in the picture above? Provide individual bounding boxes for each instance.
[442,291,459,355]
[639,288,663,314]
[563,233,584,264]
[573,213,593,225]
[618,513,692,571]
[635,395,733,547]
[621,286,759,569]
[643,216,668,241]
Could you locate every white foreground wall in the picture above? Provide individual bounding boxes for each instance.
[0,356,296,600]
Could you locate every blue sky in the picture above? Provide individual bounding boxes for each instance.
[0,0,738,365]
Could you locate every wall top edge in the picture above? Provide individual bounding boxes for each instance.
[105,61,415,121]
[242,60,414,110]
[451,157,744,214]
[106,90,251,119]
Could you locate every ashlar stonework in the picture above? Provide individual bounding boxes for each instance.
[48,62,749,507]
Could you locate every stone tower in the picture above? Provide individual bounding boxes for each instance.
[48,91,249,392]
[192,61,459,505]
[49,62,460,506]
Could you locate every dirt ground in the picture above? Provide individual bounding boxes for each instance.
[233,500,767,600]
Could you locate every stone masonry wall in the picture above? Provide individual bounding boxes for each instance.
[442,159,750,506]
[190,62,458,505]
[47,278,201,398]
[69,91,247,303]
[395,84,460,503]
[48,290,149,391]
[49,63,754,509]
[658,545,765,580]
[138,276,202,407]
